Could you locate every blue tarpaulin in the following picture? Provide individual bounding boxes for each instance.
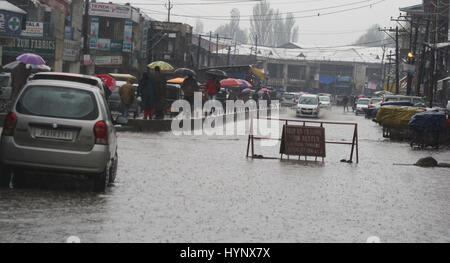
[319,75,335,85]
[408,110,446,132]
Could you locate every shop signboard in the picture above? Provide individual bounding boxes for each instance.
[22,22,44,37]
[94,56,123,66]
[3,36,56,60]
[89,3,132,19]
[0,10,23,36]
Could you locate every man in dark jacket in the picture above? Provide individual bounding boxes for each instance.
[152,67,166,119]
[182,74,199,108]
[11,62,30,101]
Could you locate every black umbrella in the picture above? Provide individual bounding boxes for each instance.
[205,69,228,79]
[174,68,197,77]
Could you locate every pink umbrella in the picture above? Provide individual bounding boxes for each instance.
[16,53,46,65]
[220,78,242,88]
[259,88,270,93]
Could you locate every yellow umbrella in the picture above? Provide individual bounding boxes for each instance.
[167,77,186,84]
[147,61,174,71]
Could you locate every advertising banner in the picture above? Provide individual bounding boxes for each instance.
[122,20,132,52]
[89,3,132,19]
[63,39,80,62]
[0,10,23,36]
[22,22,44,37]
[141,22,148,59]
[94,56,123,66]
[89,17,99,49]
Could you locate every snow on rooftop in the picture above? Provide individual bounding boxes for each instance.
[222,43,389,64]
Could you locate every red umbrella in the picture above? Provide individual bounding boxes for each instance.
[96,74,117,91]
[220,78,243,88]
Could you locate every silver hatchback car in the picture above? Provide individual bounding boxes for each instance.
[0,78,118,192]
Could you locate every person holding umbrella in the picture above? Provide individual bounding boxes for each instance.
[11,53,45,101]
[151,67,167,120]
[138,72,155,120]
[181,73,199,109]
[205,75,221,114]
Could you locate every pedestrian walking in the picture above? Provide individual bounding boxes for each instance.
[181,73,199,108]
[205,76,220,114]
[152,67,166,120]
[138,72,155,120]
[10,62,31,101]
[343,95,349,112]
[119,79,135,118]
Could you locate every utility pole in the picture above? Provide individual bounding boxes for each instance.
[165,0,174,22]
[216,34,219,66]
[255,35,258,63]
[82,0,90,74]
[207,32,212,67]
[386,50,393,92]
[381,45,386,89]
[197,34,201,70]
[395,26,400,95]
[417,19,430,96]
[227,46,231,66]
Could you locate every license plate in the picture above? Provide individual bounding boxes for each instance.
[34,128,74,141]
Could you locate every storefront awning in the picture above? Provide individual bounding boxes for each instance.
[0,1,27,14]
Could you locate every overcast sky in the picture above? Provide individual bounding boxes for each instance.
[112,0,422,46]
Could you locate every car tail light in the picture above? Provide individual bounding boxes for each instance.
[94,121,108,145]
[3,112,17,136]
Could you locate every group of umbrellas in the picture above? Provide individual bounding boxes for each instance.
[2,53,51,73]
[150,61,270,95]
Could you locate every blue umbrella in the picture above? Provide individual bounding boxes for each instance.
[16,53,46,65]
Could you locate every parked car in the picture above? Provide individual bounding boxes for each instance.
[319,95,332,109]
[296,94,320,118]
[368,97,383,110]
[383,95,425,107]
[0,73,12,112]
[355,98,371,115]
[281,93,297,107]
[30,72,111,98]
[0,76,121,192]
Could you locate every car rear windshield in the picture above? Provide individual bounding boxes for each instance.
[16,86,98,120]
[358,99,370,105]
[284,94,295,99]
[320,96,330,102]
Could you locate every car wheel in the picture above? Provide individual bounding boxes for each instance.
[0,164,11,188]
[109,153,118,184]
[93,164,110,193]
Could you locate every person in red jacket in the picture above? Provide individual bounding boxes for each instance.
[205,77,221,114]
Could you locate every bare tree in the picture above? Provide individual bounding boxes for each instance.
[291,25,299,42]
[354,24,389,46]
[250,0,274,46]
[250,1,298,47]
[215,9,248,44]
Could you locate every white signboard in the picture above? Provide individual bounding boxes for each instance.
[94,56,123,66]
[89,3,131,19]
[63,39,80,62]
[21,22,44,37]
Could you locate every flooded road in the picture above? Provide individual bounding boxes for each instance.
[0,107,449,243]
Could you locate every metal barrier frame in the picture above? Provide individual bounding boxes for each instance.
[246,118,359,163]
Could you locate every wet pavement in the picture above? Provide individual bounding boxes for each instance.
[0,107,449,243]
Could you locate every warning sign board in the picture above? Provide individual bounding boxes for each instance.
[280,125,326,157]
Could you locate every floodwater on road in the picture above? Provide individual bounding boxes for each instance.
[0,107,449,243]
